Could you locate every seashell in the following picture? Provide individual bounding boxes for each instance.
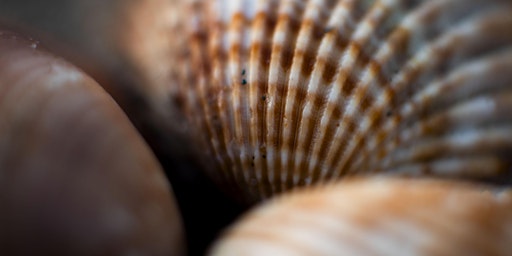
[0,0,175,103]
[210,177,512,256]
[0,31,185,256]
[169,0,512,203]
[0,2,248,253]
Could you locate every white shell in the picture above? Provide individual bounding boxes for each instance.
[170,0,512,203]
[210,178,512,256]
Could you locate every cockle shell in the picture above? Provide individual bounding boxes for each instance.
[0,31,184,256]
[210,178,512,256]
[169,0,512,203]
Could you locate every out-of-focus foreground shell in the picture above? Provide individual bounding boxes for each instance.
[169,0,512,203]
[0,0,175,102]
[0,31,184,256]
[210,178,512,256]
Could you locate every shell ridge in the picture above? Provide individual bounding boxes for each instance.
[310,1,377,181]
[355,2,512,169]
[265,0,310,193]
[342,0,461,171]
[186,1,234,185]
[355,49,512,171]
[354,10,512,175]
[336,3,512,174]
[384,156,505,177]
[331,0,433,176]
[207,2,242,192]
[382,124,512,168]
[172,0,512,203]
[319,0,409,179]
[247,0,281,198]
[204,2,251,189]
[225,2,263,199]
[279,0,340,189]
[306,1,364,182]
[296,0,362,184]
[276,0,323,189]
[289,0,343,186]
[332,1,468,175]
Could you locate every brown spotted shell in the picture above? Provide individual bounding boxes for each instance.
[210,178,512,255]
[169,0,512,203]
[0,31,185,256]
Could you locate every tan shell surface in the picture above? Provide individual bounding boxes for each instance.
[0,32,184,256]
[170,0,512,203]
[210,178,512,256]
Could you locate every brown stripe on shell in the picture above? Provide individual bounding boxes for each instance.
[294,0,363,186]
[245,1,279,198]
[189,1,239,191]
[228,10,255,195]
[321,0,415,180]
[280,0,339,190]
[354,7,512,177]
[205,2,241,193]
[266,0,309,194]
[342,0,506,176]
[330,2,512,178]
[180,0,220,180]
[210,178,512,255]
[170,0,512,203]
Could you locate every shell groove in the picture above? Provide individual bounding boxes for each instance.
[169,0,512,202]
[210,178,512,256]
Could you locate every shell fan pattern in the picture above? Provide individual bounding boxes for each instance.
[169,0,512,203]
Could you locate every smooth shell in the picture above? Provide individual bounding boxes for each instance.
[210,178,512,256]
[0,31,184,256]
[170,0,512,203]
[0,0,175,102]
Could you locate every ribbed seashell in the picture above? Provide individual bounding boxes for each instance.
[0,31,184,256]
[210,178,512,256]
[169,0,512,203]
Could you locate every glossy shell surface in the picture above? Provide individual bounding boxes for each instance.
[170,0,512,202]
[0,31,185,256]
[210,178,512,256]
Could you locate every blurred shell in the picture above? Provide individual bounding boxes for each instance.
[210,178,512,256]
[0,31,185,256]
[0,2,249,254]
[170,0,512,203]
[0,0,175,101]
